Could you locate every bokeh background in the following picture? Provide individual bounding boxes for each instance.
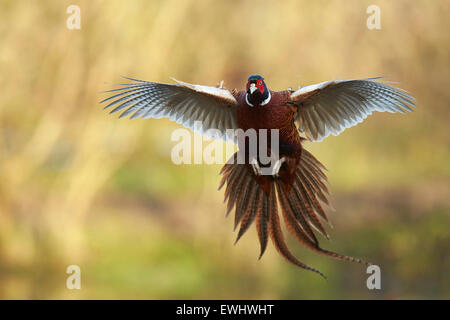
[1,0,449,299]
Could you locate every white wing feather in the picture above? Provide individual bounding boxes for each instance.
[102,77,239,142]
[290,78,416,141]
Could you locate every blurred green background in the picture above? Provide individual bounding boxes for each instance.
[0,0,449,299]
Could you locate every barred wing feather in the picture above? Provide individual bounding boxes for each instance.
[290,78,416,142]
[101,77,239,142]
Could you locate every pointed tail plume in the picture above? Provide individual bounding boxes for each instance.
[219,149,371,278]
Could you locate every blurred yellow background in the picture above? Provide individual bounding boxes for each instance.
[0,0,449,299]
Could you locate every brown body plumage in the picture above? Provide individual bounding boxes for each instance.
[235,90,302,193]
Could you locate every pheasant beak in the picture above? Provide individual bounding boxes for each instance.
[249,83,257,94]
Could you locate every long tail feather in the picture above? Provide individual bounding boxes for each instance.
[276,182,319,245]
[234,176,255,230]
[256,194,269,259]
[220,149,371,278]
[235,187,263,244]
[268,184,327,279]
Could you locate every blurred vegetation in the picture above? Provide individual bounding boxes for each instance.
[0,0,449,299]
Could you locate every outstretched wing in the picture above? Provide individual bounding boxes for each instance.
[289,78,416,142]
[101,77,239,142]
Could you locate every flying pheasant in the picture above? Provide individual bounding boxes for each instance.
[102,75,415,278]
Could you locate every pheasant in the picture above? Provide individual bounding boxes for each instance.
[102,75,415,278]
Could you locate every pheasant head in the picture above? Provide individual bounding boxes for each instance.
[245,75,271,106]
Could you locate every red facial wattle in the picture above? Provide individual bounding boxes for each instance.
[247,80,265,94]
[256,80,265,93]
